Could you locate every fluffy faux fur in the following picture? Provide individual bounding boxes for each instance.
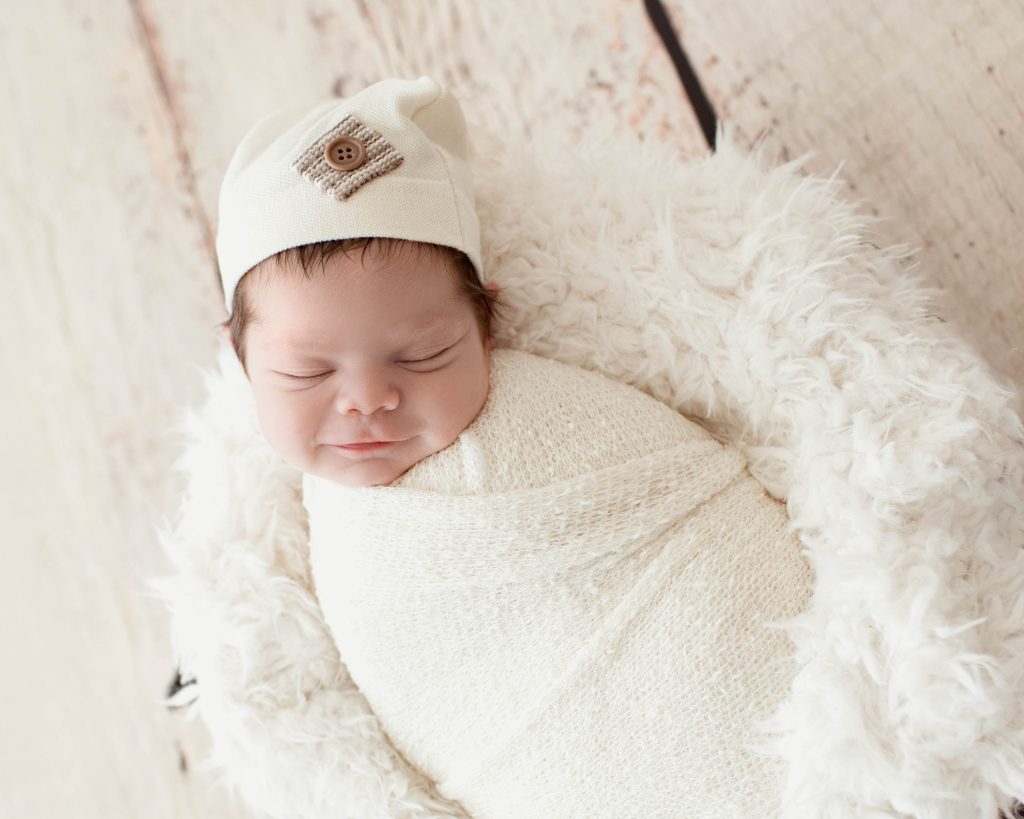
[150,120,1024,818]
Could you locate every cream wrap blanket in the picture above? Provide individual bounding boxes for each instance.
[302,348,815,818]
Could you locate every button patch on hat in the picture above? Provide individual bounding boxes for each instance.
[325,136,366,171]
[292,115,403,201]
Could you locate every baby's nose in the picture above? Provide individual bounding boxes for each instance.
[334,375,399,416]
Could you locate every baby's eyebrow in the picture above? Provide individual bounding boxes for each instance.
[280,315,457,355]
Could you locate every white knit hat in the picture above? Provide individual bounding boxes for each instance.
[214,75,482,314]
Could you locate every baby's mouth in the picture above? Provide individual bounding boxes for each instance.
[334,440,403,452]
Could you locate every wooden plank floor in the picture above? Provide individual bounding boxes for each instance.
[1,1,1019,817]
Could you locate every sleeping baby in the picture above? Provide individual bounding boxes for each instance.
[215,76,814,819]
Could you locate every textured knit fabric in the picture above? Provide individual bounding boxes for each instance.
[215,75,482,312]
[302,348,815,819]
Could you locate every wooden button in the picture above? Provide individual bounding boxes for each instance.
[324,136,366,171]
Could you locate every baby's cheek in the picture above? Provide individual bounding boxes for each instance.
[252,388,311,464]
[440,368,489,442]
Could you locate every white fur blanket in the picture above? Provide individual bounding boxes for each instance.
[151,122,1024,819]
[303,348,814,818]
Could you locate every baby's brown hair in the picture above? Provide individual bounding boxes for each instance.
[219,237,508,377]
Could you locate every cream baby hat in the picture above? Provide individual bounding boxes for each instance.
[214,75,482,314]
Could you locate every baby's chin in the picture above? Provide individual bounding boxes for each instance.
[309,453,417,488]
[321,462,405,487]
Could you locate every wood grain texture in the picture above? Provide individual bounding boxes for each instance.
[144,0,708,228]
[663,0,1024,408]
[0,0,243,816]
[1,0,701,816]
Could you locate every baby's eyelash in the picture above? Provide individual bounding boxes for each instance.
[400,348,447,364]
[285,371,330,380]
[280,347,452,380]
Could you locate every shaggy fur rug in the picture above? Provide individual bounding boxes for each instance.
[151,119,1024,818]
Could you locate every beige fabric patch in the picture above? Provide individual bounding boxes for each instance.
[292,115,404,201]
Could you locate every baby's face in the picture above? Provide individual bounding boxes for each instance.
[240,246,492,487]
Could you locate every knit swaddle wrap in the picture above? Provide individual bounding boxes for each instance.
[302,348,814,818]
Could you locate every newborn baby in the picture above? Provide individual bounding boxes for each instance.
[214,75,813,819]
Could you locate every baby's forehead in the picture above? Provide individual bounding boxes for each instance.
[257,305,456,349]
